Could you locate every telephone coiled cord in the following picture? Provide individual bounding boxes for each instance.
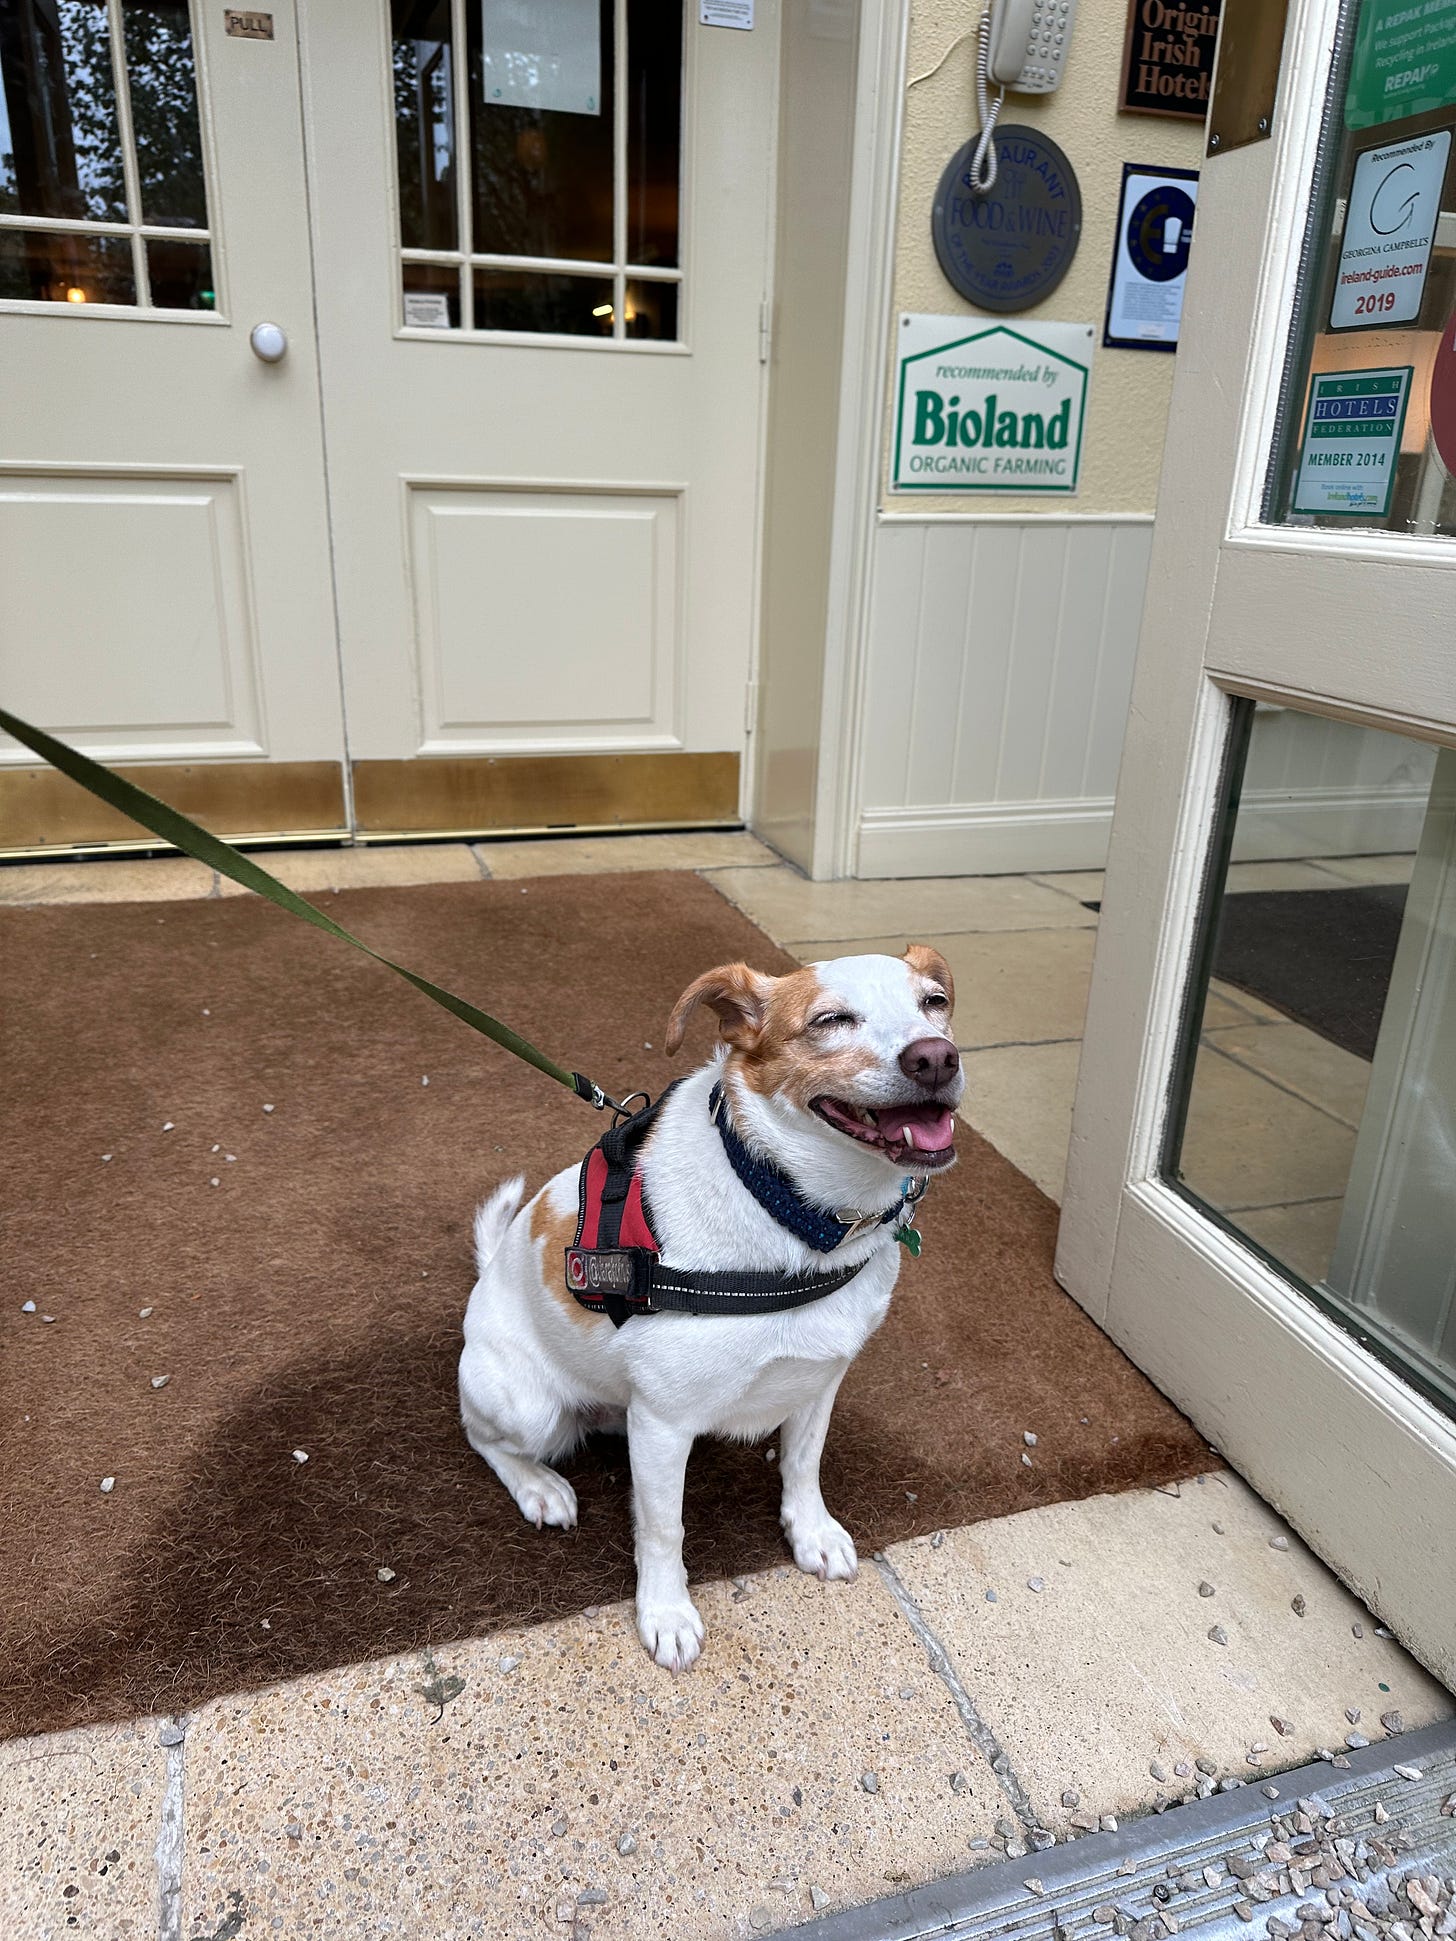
[968,8,1006,196]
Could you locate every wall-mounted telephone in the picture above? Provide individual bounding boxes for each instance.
[968,0,1079,193]
[985,0,1079,95]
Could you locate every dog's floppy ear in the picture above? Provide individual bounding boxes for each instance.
[665,962,774,1055]
[903,942,955,1013]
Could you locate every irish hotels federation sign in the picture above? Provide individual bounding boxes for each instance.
[891,316,1093,494]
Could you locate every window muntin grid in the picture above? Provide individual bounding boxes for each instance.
[0,0,217,314]
[391,0,683,342]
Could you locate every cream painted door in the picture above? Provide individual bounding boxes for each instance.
[0,0,347,847]
[1057,0,1456,1684]
[299,0,776,837]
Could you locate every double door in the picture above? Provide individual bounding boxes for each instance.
[0,0,775,847]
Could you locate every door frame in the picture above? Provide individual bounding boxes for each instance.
[805,0,911,882]
[746,0,909,879]
[1055,0,1456,1685]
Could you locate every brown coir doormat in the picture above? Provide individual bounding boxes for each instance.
[0,869,1208,1739]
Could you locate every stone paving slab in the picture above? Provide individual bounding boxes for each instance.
[886,1474,1452,1843]
[705,868,1096,948]
[479,831,778,878]
[0,855,215,903]
[181,1567,1003,1940]
[0,1716,168,1940]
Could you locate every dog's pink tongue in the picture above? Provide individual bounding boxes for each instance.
[887,1103,956,1152]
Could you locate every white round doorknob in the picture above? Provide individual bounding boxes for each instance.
[249,321,288,363]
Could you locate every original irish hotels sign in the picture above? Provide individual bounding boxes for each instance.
[891,316,1093,494]
[1119,0,1222,118]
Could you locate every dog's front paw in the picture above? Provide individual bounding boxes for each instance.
[785,1514,859,1582]
[512,1467,578,1531]
[636,1596,705,1673]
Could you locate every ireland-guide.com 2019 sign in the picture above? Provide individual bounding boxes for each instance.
[891,315,1093,494]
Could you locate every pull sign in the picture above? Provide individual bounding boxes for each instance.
[700,1,753,27]
[224,9,274,38]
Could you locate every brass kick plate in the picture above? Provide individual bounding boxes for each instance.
[0,761,346,854]
[351,750,741,838]
[1207,0,1289,156]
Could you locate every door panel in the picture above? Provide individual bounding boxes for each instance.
[1057,0,1456,1683]
[0,468,264,749]
[300,0,775,827]
[406,484,681,750]
[0,0,347,843]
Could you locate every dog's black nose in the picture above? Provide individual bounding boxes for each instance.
[898,1037,959,1089]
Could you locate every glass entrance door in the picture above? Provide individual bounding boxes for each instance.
[300,0,777,839]
[1057,0,1456,1686]
[0,0,348,848]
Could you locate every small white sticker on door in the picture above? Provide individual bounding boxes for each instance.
[1331,130,1450,331]
[700,0,753,27]
[404,292,452,330]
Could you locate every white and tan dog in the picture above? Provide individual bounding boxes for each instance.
[459,945,962,1671]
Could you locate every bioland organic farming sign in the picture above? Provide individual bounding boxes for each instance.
[891,315,1093,494]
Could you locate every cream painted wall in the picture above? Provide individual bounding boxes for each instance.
[885,0,1207,515]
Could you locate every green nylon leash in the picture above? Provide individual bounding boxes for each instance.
[0,705,619,1113]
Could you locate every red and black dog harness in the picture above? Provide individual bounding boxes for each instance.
[566,1082,913,1328]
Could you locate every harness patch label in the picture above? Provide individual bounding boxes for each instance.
[565,1248,636,1294]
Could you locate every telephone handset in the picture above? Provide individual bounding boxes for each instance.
[967,0,1078,194]
[986,0,1079,94]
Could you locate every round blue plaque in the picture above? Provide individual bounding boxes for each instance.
[1125,183,1195,282]
[931,125,1082,313]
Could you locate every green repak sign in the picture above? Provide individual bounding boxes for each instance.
[1346,0,1456,129]
[891,316,1093,494]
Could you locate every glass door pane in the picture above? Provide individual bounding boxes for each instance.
[0,0,215,310]
[1264,0,1456,534]
[1164,700,1456,1417]
[390,0,683,337]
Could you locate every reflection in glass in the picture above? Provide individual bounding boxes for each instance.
[1166,700,1456,1416]
[0,0,128,222]
[473,268,613,334]
[146,234,211,307]
[123,0,207,229]
[0,223,135,302]
[626,0,680,268]
[1266,0,1456,535]
[624,276,675,339]
[468,0,614,262]
[392,0,455,251]
[403,258,461,328]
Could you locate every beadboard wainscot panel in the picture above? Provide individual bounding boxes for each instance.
[856,516,1154,877]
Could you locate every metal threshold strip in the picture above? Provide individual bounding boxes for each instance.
[778,1719,1456,1941]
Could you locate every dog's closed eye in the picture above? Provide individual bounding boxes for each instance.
[809,1010,858,1031]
